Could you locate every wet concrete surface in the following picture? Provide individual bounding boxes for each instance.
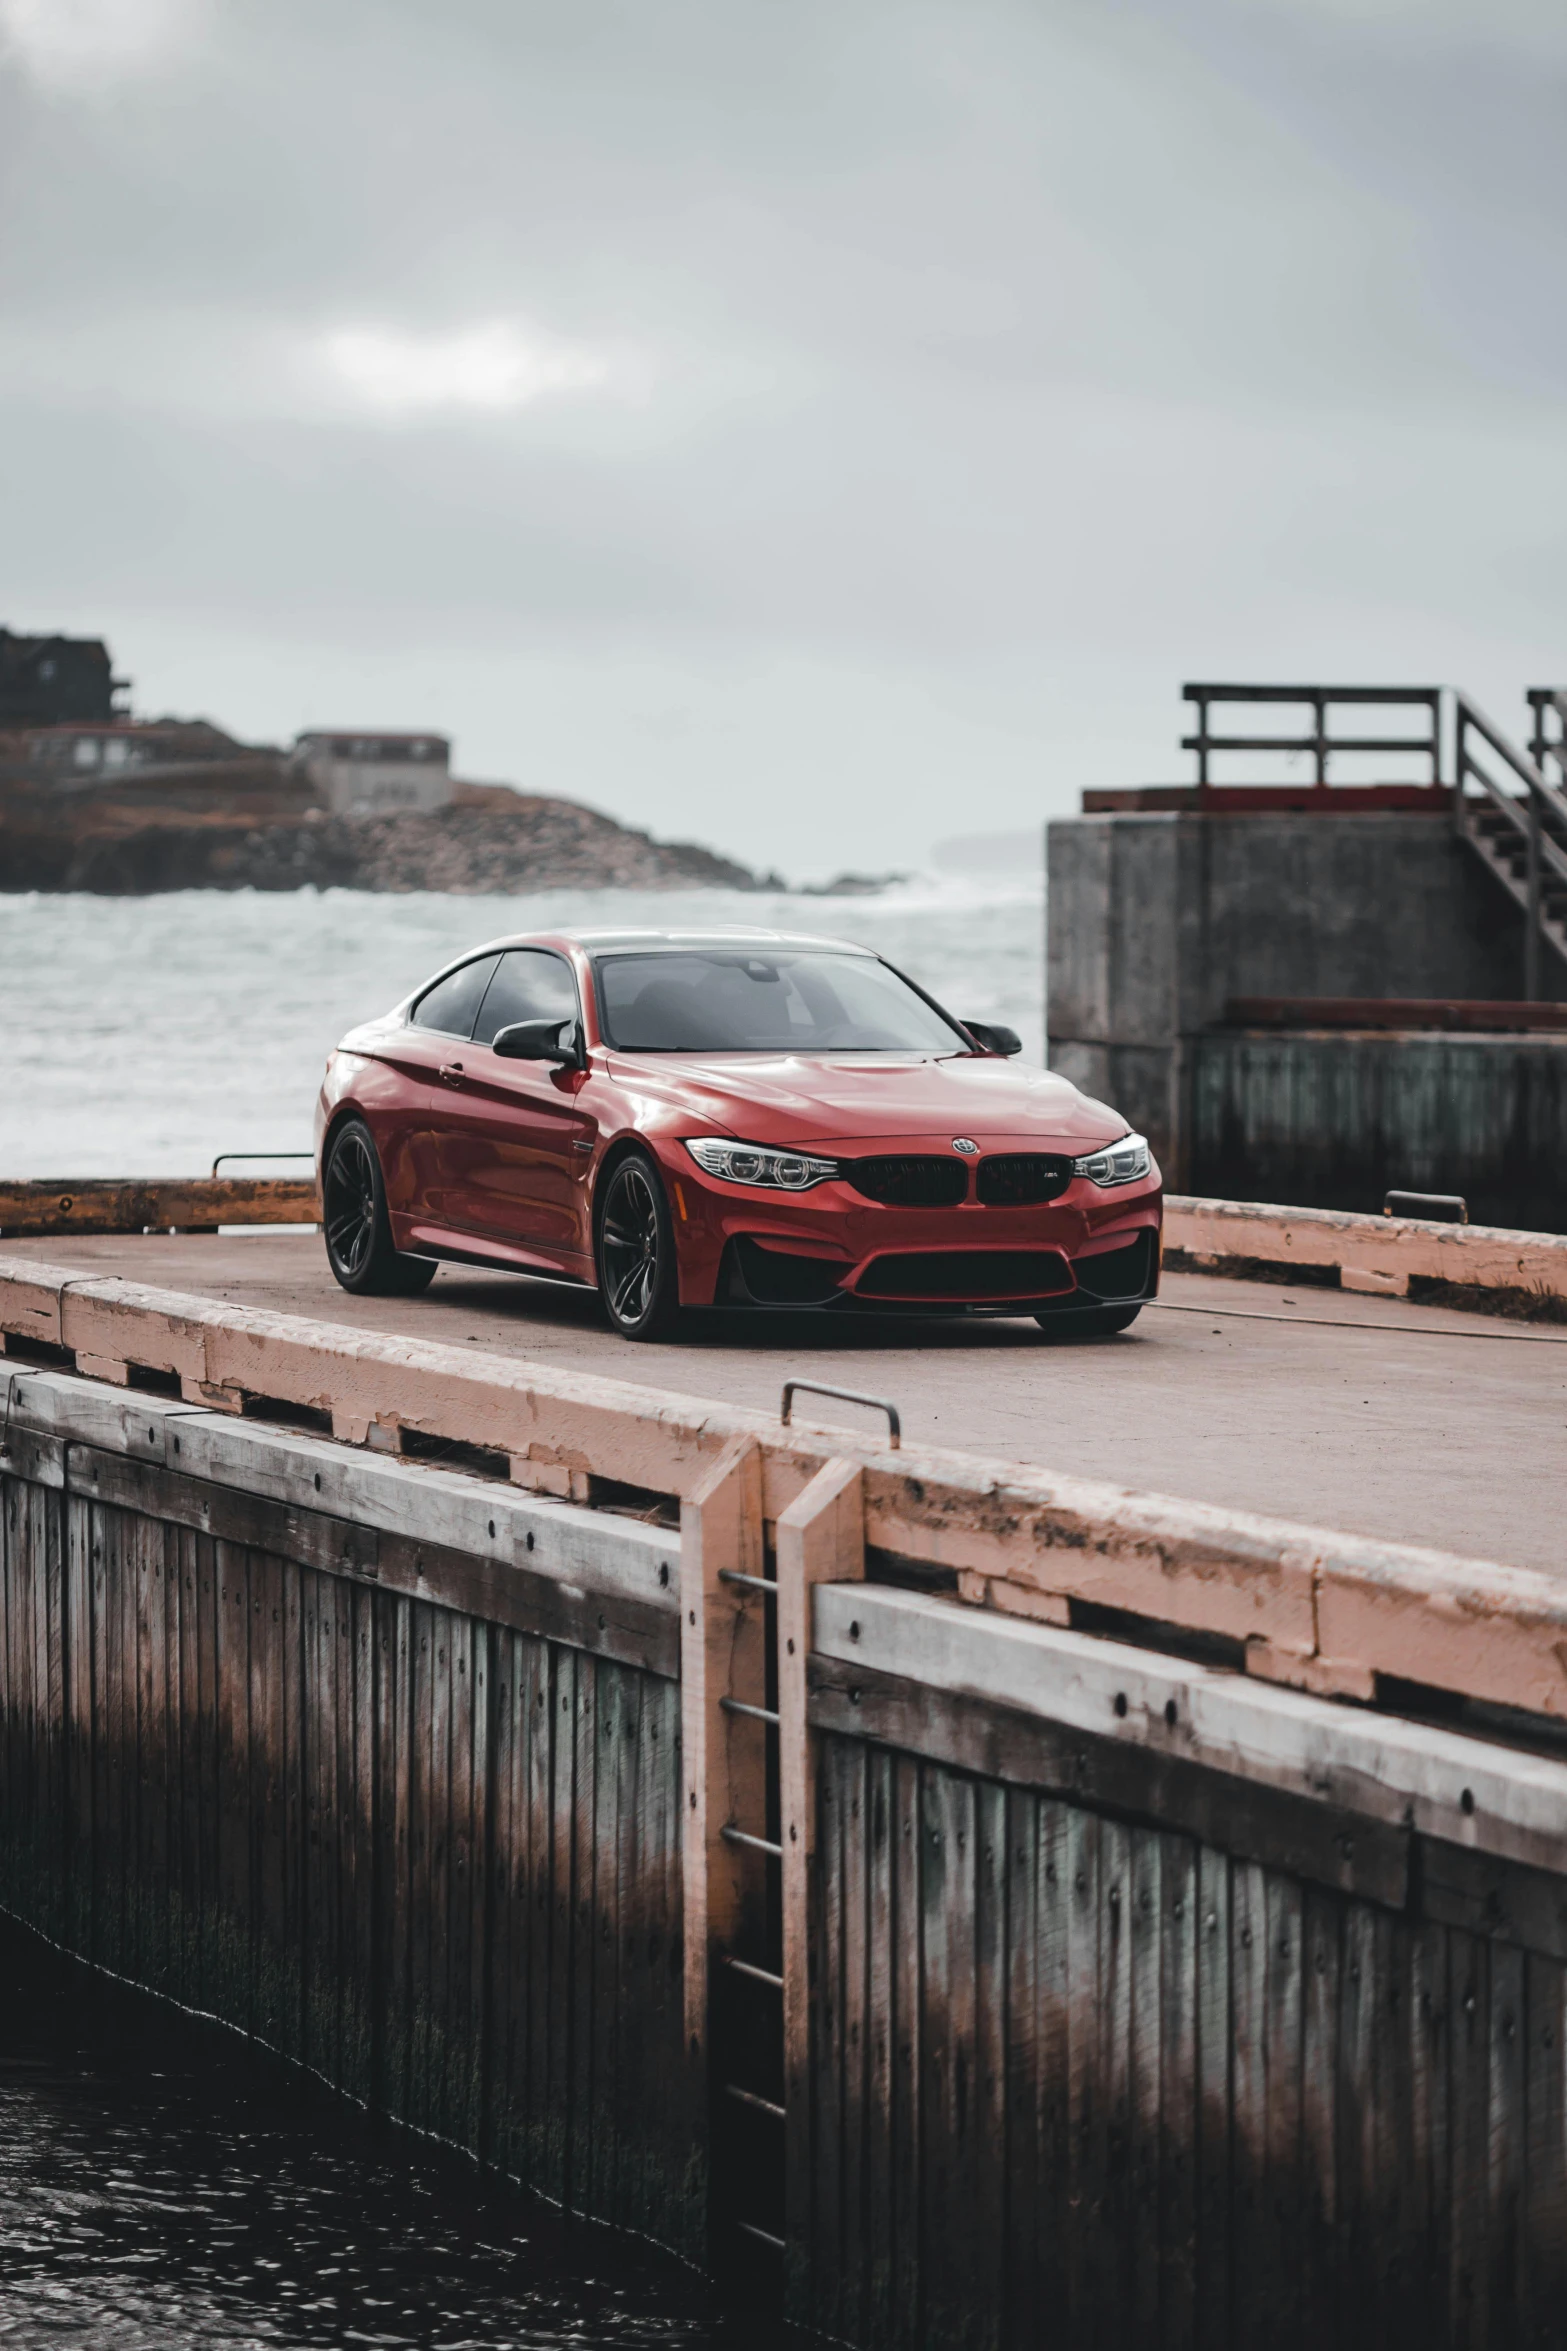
[3,1231,1563,1574]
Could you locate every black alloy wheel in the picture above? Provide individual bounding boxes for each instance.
[1034,1303,1142,1337]
[596,1153,681,1340]
[322,1118,437,1297]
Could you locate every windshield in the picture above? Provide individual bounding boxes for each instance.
[593,949,971,1055]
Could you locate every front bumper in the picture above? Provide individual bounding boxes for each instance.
[653,1138,1163,1314]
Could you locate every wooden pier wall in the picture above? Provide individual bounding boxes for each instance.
[803,1598,1567,2349]
[7,1270,1567,2345]
[0,1365,697,2256]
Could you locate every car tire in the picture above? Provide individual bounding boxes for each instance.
[322,1117,438,1297]
[1034,1303,1143,1337]
[595,1151,683,1341]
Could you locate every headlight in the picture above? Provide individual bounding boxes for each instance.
[685,1137,841,1191]
[1073,1132,1152,1187]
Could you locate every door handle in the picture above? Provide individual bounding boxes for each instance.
[439,1061,466,1086]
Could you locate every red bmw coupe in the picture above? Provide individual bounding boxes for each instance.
[314,928,1161,1341]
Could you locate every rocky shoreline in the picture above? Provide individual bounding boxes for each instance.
[0,781,771,894]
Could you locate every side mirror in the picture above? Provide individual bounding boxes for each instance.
[492,1019,583,1068]
[964,1020,1022,1057]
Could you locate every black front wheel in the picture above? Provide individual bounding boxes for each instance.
[1034,1303,1143,1337]
[595,1153,682,1340]
[322,1118,438,1297]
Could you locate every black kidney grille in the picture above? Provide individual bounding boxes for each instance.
[845,1155,968,1207]
[976,1153,1074,1206]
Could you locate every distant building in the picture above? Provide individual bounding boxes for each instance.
[0,629,128,726]
[12,719,248,782]
[292,731,454,815]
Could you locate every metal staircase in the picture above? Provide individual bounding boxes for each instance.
[1455,692,1567,999]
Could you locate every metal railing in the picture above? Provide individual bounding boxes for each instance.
[1182,682,1443,798]
[1454,693,1567,1001]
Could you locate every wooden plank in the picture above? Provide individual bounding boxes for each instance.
[0,1176,318,1236]
[1299,1886,1342,2344]
[1127,1826,1163,2348]
[251,1547,287,2048]
[1335,1903,1377,2351]
[776,1455,863,2307]
[444,1608,480,2154]
[426,1599,455,2139]
[383,1589,416,2124]
[643,1660,687,2255]
[1103,1820,1137,2351]
[1263,1871,1304,2347]
[1036,1799,1071,2336]
[567,1639,597,2211]
[280,1551,306,2064]
[1194,1843,1231,2351]
[68,1446,379,1591]
[972,1777,1006,2351]
[1408,1917,1450,2347]
[813,1733,848,2343]
[1522,1954,1567,2339]
[807,1658,1410,1914]
[1066,1803,1104,2341]
[1447,1930,1489,2348]
[524,1633,553,2196]
[842,1737,876,2349]
[678,1431,765,2246]
[999,1784,1038,2351]
[864,1745,896,2351]
[592,1657,630,2227]
[889,1751,922,2351]
[41,1473,67,1948]
[546,1643,575,2208]
[166,1519,194,2007]
[485,1626,523,2179]
[64,1493,95,1957]
[1487,1938,1525,2339]
[1159,1832,1198,2351]
[193,1528,222,2011]
[816,1583,1567,1876]
[917,1765,972,2349]
[404,1596,435,2132]
[343,1576,377,2106]
[214,1537,252,2030]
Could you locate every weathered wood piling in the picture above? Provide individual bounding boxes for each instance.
[5,1258,1567,2345]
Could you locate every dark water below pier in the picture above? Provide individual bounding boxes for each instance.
[0,1912,744,2351]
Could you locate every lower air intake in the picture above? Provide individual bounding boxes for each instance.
[856,1249,1073,1300]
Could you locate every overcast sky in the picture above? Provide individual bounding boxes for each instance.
[2,0,1565,874]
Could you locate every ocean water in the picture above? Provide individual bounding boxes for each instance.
[0,880,1043,1177]
[0,1912,749,2350]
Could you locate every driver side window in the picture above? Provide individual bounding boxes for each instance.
[472,949,579,1046]
[412,955,500,1039]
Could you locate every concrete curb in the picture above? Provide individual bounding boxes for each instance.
[1164,1194,1567,1304]
[3,1252,1565,1729]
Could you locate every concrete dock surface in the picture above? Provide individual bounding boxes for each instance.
[4,1230,1561,1575]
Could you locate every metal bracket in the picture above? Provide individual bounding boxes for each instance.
[780,1378,901,1449]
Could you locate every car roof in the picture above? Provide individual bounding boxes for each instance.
[446,926,878,957]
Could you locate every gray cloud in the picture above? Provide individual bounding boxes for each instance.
[1,0,1563,871]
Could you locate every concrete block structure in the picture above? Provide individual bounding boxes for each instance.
[1048,812,1524,1183]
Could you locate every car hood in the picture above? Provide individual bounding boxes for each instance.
[605,1051,1132,1147]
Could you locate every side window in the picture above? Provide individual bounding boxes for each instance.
[473,950,579,1047]
[411,955,500,1038]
